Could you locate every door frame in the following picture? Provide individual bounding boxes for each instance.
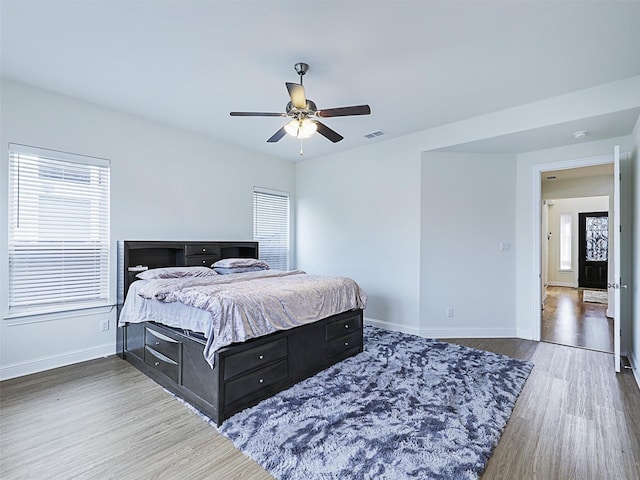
[532,153,613,342]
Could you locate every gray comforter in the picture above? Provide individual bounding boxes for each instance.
[136,270,367,366]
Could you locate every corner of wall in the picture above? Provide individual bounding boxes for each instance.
[364,317,421,337]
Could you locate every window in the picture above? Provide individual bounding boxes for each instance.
[559,213,572,271]
[8,144,110,315]
[253,187,290,270]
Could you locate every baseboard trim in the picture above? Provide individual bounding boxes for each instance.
[365,318,520,340]
[364,317,420,336]
[548,282,576,288]
[628,351,640,391]
[0,343,115,381]
[419,327,518,339]
[516,328,534,341]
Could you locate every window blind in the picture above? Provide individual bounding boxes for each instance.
[8,144,111,314]
[253,187,290,271]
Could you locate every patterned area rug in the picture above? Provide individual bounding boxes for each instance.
[214,326,532,480]
[583,289,608,304]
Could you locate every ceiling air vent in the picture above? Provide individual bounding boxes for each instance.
[364,130,385,139]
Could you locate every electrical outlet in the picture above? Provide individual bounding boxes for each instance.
[100,319,109,331]
[446,308,454,318]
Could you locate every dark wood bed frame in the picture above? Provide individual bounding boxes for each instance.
[117,241,364,425]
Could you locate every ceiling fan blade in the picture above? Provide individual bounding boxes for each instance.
[316,105,371,118]
[286,82,307,109]
[315,121,344,143]
[230,111,287,117]
[267,126,287,143]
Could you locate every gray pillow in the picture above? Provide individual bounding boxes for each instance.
[212,258,270,274]
[212,258,270,269]
[136,266,217,280]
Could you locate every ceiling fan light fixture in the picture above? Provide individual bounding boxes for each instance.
[284,118,317,139]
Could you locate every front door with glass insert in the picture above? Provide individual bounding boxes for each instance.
[578,211,608,289]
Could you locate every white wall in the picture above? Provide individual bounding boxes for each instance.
[420,152,516,337]
[544,196,609,288]
[295,139,422,333]
[542,175,614,199]
[297,77,639,342]
[0,80,295,379]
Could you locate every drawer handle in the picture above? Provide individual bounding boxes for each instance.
[202,248,207,252]
[344,342,349,347]
[259,355,264,360]
[259,378,264,384]
[155,341,160,345]
[154,362,160,366]
[344,324,349,329]
[202,260,206,264]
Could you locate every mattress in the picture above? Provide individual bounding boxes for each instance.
[119,280,211,335]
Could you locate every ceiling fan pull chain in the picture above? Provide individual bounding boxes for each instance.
[299,139,304,156]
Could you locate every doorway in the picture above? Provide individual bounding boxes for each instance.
[539,165,614,353]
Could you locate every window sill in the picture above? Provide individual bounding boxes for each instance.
[4,303,116,325]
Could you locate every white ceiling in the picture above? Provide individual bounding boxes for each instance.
[437,108,640,154]
[2,0,639,161]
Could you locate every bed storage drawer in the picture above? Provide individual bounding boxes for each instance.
[325,313,363,341]
[145,328,180,361]
[185,244,220,256]
[326,331,362,359]
[144,346,179,383]
[184,243,222,267]
[224,338,288,380]
[224,359,289,405]
[184,255,219,267]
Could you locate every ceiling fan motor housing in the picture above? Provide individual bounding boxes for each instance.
[294,62,309,76]
[286,99,317,116]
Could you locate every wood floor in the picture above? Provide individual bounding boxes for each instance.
[1,338,639,480]
[541,286,614,353]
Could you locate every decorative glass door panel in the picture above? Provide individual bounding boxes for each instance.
[585,216,608,261]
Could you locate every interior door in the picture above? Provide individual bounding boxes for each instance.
[578,211,609,289]
[611,146,621,373]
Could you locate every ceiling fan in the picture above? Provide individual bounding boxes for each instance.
[230,62,371,144]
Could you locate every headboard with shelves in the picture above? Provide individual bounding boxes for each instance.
[117,240,258,306]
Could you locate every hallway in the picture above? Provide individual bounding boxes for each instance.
[541,286,613,353]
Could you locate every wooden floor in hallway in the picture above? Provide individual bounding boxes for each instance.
[541,286,613,353]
